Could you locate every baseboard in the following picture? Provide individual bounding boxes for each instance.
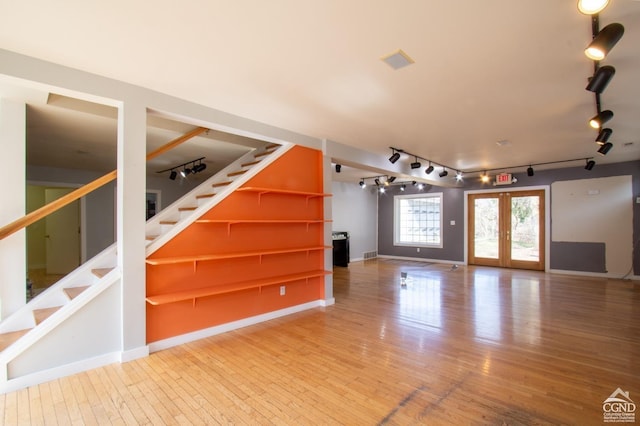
[148,300,324,353]
[377,255,465,265]
[321,297,335,307]
[0,351,120,395]
[548,269,639,281]
[120,345,149,363]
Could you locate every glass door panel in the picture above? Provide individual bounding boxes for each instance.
[510,195,540,262]
[474,198,499,259]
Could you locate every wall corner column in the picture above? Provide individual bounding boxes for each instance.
[0,98,26,319]
[117,101,149,360]
[322,148,335,305]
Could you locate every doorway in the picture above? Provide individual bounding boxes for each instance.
[468,189,545,271]
[26,185,82,298]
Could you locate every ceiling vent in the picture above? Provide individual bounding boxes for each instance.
[381,49,415,70]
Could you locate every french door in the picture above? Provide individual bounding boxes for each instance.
[468,190,545,271]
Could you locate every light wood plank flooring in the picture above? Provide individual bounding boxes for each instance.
[2,259,639,424]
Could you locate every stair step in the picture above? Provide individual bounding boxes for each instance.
[33,306,62,325]
[196,193,216,200]
[265,143,280,150]
[212,182,232,188]
[178,207,197,212]
[92,268,114,278]
[0,329,31,352]
[254,150,274,158]
[146,235,158,241]
[241,160,261,167]
[64,286,90,300]
[227,170,247,177]
[160,221,178,225]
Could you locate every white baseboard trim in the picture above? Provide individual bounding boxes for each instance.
[0,352,120,395]
[321,297,335,307]
[120,345,149,363]
[548,269,639,281]
[350,257,364,262]
[377,255,465,265]
[148,300,324,353]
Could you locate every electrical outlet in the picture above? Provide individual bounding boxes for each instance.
[280,286,286,296]
[416,247,420,253]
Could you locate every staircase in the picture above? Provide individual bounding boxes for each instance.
[0,142,290,389]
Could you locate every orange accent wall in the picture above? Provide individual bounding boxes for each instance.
[146,145,328,343]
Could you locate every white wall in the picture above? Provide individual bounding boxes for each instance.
[552,175,633,275]
[331,181,378,261]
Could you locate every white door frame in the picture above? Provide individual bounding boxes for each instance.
[463,185,550,272]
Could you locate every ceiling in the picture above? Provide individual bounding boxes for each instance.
[1,1,639,184]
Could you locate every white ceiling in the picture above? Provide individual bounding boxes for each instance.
[1,1,639,183]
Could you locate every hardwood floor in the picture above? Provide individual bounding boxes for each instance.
[2,259,639,424]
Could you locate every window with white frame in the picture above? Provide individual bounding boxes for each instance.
[394,193,443,248]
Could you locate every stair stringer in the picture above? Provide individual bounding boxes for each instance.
[0,267,120,393]
[145,142,293,256]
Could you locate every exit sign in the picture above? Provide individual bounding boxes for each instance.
[495,173,512,185]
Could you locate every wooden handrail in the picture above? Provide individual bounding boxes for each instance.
[0,126,207,241]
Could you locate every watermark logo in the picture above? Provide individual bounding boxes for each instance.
[603,388,636,423]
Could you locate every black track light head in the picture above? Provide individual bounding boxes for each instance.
[389,152,401,164]
[359,180,366,188]
[589,110,613,129]
[335,164,342,173]
[527,166,534,177]
[585,23,624,61]
[374,178,380,186]
[425,164,434,174]
[586,66,616,94]
[169,170,177,180]
[595,128,612,145]
[585,159,596,170]
[388,176,396,183]
[410,161,421,169]
[439,169,448,178]
[597,142,613,156]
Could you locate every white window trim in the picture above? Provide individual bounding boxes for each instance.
[393,192,443,249]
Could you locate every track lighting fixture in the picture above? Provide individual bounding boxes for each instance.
[425,163,434,174]
[589,110,613,129]
[527,166,534,177]
[156,157,207,181]
[379,187,386,194]
[585,23,624,61]
[417,183,424,190]
[586,65,615,94]
[595,128,612,145]
[412,181,417,186]
[374,178,380,186]
[577,0,609,15]
[335,164,342,173]
[388,176,396,183]
[439,168,448,178]
[481,172,490,183]
[585,159,596,170]
[400,184,406,191]
[389,150,401,164]
[359,180,366,188]
[410,157,421,169]
[597,142,613,155]
[455,171,463,182]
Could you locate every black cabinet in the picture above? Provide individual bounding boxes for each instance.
[332,231,349,267]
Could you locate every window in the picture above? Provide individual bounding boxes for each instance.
[394,193,443,248]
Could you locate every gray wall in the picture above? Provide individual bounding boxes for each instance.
[378,185,465,262]
[331,181,378,261]
[377,160,640,275]
[27,165,196,259]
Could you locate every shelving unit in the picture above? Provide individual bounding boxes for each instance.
[145,145,331,343]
